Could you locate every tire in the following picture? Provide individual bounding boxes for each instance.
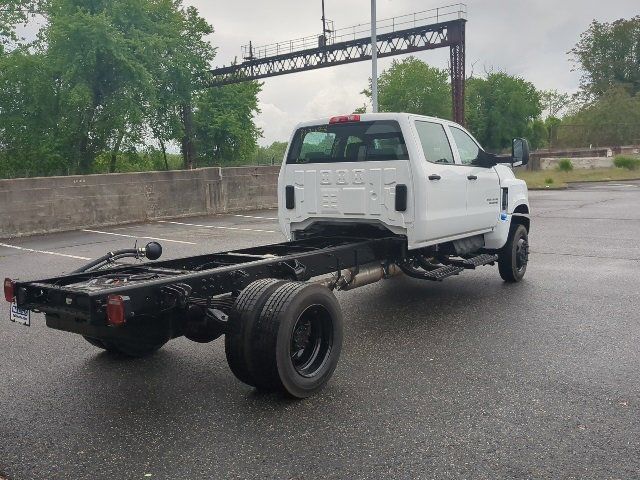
[498,223,529,283]
[250,282,343,399]
[82,336,166,358]
[225,278,287,387]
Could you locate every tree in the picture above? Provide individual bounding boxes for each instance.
[0,49,63,177]
[556,87,640,148]
[362,57,451,118]
[465,73,542,150]
[141,2,215,170]
[1,0,265,178]
[570,16,640,100]
[0,0,41,52]
[540,89,572,119]
[256,141,288,164]
[193,81,263,165]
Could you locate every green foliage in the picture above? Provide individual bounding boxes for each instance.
[466,72,542,151]
[557,159,574,172]
[571,16,640,100]
[363,57,451,118]
[555,87,640,148]
[613,156,640,170]
[193,81,262,165]
[0,0,41,51]
[255,141,288,164]
[540,89,573,119]
[544,177,554,184]
[93,150,183,174]
[0,0,262,178]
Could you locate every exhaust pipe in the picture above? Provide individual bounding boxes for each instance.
[319,262,402,291]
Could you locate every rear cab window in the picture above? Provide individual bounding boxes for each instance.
[286,120,409,164]
[414,120,455,164]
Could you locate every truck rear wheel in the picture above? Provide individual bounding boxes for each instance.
[225,278,287,387]
[498,223,529,283]
[250,282,343,398]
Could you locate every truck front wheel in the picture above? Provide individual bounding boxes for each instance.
[498,223,529,283]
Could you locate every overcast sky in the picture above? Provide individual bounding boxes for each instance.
[185,0,637,145]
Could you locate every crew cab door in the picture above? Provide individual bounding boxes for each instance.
[448,126,500,232]
[413,120,468,241]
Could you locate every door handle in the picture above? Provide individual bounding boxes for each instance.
[428,174,441,180]
[467,175,478,180]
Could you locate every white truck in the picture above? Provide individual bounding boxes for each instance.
[6,113,530,399]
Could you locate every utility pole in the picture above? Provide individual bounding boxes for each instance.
[370,0,378,113]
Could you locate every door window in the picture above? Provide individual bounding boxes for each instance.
[451,127,481,165]
[414,121,454,164]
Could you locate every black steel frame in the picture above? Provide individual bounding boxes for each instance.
[205,19,466,124]
[15,236,406,324]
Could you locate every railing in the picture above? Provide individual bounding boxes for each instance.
[241,3,467,60]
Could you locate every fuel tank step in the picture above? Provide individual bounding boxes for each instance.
[446,253,498,269]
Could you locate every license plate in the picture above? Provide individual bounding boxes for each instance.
[10,302,30,326]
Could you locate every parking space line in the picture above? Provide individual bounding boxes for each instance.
[228,214,278,220]
[0,242,90,260]
[82,229,197,245]
[158,220,276,233]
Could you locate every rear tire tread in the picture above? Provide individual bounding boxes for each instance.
[225,278,287,387]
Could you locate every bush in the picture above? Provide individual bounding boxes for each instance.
[545,177,554,184]
[613,156,640,170]
[557,159,574,172]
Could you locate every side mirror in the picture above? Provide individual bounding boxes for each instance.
[512,138,530,167]
[474,150,499,168]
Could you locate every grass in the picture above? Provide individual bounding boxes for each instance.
[516,167,640,189]
[613,156,640,170]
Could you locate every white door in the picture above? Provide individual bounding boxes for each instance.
[449,126,500,232]
[414,120,468,241]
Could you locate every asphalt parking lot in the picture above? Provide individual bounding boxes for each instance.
[1,180,639,479]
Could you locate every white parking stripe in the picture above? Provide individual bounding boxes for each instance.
[0,242,90,260]
[228,214,278,220]
[82,229,197,245]
[158,220,276,233]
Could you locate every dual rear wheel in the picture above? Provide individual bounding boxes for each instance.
[226,280,343,398]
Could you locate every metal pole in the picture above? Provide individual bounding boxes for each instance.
[322,0,327,35]
[371,0,378,113]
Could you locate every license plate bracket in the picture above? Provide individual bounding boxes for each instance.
[10,302,30,326]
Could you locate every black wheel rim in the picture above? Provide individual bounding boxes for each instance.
[515,236,529,272]
[289,304,333,377]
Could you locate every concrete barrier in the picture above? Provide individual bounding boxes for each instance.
[539,157,615,170]
[0,166,280,238]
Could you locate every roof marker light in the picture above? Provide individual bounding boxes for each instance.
[329,114,360,124]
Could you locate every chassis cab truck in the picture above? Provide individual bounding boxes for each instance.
[5,113,530,399]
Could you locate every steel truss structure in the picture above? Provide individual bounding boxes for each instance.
[205,19,467,124]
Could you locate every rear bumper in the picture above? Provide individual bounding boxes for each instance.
[44,312,179,344]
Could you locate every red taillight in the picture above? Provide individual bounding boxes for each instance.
[106,294,129,326]
[4,278,15,303]
[329,114,360,124]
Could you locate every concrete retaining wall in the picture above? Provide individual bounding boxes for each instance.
[0,166,280,238]
[539,157,615,170]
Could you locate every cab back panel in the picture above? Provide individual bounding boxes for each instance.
[284,161,413,227]
[280,118,415,233]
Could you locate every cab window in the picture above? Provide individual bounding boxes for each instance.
[286,121,408,164]
[414,121,454,164]
[450,127,481,165]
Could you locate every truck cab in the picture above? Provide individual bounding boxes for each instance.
[278,112,529,251]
